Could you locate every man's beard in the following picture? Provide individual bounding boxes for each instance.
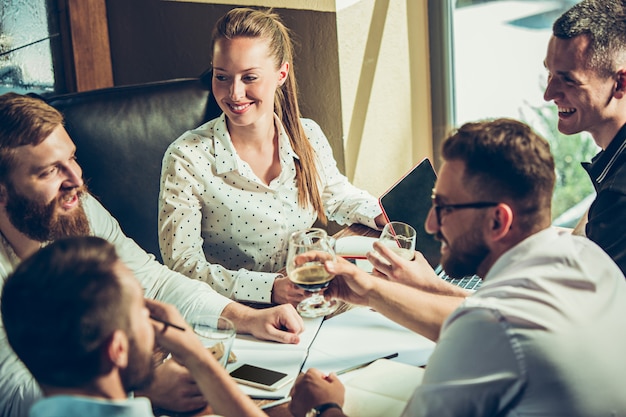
[438,227,489,279]
[120,335,155,393]
[4,183,91,242]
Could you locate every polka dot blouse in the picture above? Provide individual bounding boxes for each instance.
[158,114,381,303]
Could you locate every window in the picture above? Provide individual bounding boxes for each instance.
[0,0,62,94]
[431,0,598,227]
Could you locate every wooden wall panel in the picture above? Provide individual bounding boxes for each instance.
[59,0,113,92]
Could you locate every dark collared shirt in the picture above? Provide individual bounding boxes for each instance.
[582,123,626,277]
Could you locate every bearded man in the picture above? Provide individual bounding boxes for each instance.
[0,92,304,417]
[289,119,626,417]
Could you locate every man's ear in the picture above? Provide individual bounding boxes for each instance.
[614,70,626,98]
[107,330,129,369]
[488,203,513,241]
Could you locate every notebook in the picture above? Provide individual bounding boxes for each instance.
[341,359,424,417]
[378,158,440,268]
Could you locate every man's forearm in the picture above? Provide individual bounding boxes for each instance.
[367,279,464,342]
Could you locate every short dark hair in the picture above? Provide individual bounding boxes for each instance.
[553,0,626,77]
[0,93,64,184]
[1,236,131,388]
[441,118,555,232]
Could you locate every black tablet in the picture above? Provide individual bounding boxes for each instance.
[378,158,441,268]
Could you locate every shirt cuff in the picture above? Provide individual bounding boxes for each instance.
[182,292,233,325]
[358,206,384,230]
[232,270,277,303]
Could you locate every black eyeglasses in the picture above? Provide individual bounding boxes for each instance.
[431,201,499,226]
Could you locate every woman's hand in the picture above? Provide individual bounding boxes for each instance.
[272,275,308,307]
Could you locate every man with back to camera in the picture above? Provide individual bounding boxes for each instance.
[289,118,626,417]
[0,92,304,416]
[1,236,268,417]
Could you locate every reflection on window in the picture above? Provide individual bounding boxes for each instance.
[0,0,57,94]
[452,0,597,226]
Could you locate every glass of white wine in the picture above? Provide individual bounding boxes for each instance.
[286,228,338,318]
[377,221,416,261]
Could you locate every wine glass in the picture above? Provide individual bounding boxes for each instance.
[377,221,417,261]
[286,228,338,318]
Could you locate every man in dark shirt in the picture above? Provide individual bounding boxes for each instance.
[544,0,626,274]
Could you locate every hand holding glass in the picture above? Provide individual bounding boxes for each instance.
[377,221,417,261]
[286,228,338,318]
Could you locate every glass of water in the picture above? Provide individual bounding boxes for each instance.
[191,315,236,367]
[377,221,416,261]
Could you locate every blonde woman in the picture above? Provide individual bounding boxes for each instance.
[159,8,385,307]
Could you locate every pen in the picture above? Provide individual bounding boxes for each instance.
[149,315,186,331]
[260,396,291,410]
[335,352,399,375]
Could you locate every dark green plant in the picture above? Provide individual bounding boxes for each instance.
[521,102,598,221]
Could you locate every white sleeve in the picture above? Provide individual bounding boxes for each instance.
[401,308,525,417]
[0,245,42,416]
[0,321,42,417]
[158,140,277,303]
[302,119,382,229]
[84,194,233,323]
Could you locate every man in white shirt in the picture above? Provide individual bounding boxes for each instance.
[289,118,626,417]
[1,236,267,417]
[0,92,304,417]
[341,0,626,342]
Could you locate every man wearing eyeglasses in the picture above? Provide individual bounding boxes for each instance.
[288,118,626,417]
[349,0,626,324]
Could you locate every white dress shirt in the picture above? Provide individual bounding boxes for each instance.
[402,228,626,416]
[159,114,381,303]
[0,194,233,417]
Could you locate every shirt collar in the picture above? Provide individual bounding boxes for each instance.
[582,123,626,184]
[0,230,20,266]
[213,114,239,175]
[484,227,559,283]
[275,113,299,164]
[213,114,298,176]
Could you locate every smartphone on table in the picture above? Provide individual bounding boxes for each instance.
[229,363,294,391]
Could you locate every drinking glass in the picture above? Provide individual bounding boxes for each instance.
[286,228,338,318]
[191,315,236,367]
[377,221,416,261]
